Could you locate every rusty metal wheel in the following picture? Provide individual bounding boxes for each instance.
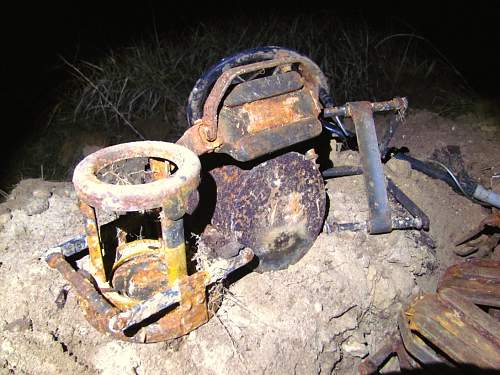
[207,151,326,272]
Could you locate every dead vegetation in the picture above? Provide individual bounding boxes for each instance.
[2,13,475,191]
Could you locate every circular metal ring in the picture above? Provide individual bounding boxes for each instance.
[73,141,201,212]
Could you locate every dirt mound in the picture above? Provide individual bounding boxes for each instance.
[0,109,498,374]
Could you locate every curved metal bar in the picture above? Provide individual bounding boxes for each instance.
[73,141,201,213]
[186,46,331,127]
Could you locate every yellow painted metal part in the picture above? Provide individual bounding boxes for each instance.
[79,201,107,285]
[163,241,188,286]
[112,239,163,271]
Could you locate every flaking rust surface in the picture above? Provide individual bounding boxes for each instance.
[208,152,325,271]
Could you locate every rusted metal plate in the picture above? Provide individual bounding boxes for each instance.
[200,57,322,142]
[242,92,312,134]
[361,260,500,371]
[178,56,323,161]
[221,119,321,162]
[207,151,325,272]
[407,288,500,368]
[216,72,321,162]
[438,258,500,307]
[398,309,450,366]
[224,70,303,107]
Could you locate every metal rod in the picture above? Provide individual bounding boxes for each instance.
[379,116,402,159]
[323,97,407,119]
[160,215,187,285]
[348,102,392,234]
[109,287,180,332]
[387,178,430,230]
[79,201,107,284]
[322,166,363,178]
[46,252,117,319]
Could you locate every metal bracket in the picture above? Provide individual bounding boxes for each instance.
[324,98,409,234]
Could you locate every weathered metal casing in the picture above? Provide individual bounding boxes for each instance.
[216,69,323,161]
[360,259,500,373]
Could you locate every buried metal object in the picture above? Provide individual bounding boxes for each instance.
[46,47,425,341]
[205,151,326,273]
[46,141,254,342]
[454,212,500,257]
[177,46,418,270]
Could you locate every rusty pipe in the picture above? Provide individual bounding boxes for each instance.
[46,252,118,331]
[323,97,408,118]
[348,102,392,234]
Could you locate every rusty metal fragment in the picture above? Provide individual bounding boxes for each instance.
[361,259,500,372]
[358,333,420,375]
[215,66,322,161]
[407,260,500,368]
[177,56,323,162]
[455,212,500,256]
[323,97,408,118]
[438,258,500,307]
[200,57,321,143]
[406,288,500,368]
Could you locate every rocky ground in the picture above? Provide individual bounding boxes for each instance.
[0,109,498,374]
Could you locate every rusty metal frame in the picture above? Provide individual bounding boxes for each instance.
[46,141,254,342]
[324,98,409,234]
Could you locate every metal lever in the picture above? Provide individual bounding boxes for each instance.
[323,97,408,234]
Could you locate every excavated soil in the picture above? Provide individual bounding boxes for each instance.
[0,109,499,374]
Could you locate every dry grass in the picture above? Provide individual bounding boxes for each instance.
[52,15,472,130]
[7,13,474,187]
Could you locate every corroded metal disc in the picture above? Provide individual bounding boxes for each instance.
[208,152,326,272]
[112,254,169,301]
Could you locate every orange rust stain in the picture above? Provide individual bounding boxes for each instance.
[130,265,165,288]
[243,94,308,134]
[288,192,302,215]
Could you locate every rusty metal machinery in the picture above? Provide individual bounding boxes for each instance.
[46,47,430,341]
[46,141,253,342]
[176,46,422,271]
[178,46,327,160]
[177,47,329,272]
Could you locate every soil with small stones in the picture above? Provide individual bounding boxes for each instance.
[0,109,499,374]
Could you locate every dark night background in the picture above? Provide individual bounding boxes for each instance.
[2,2,500,181]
